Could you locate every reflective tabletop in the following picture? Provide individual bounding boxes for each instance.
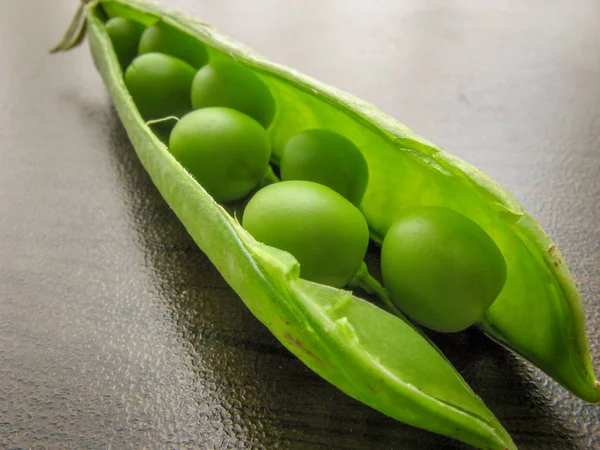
[1,1,599,448]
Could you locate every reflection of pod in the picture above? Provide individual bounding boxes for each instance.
[52,0,598,448]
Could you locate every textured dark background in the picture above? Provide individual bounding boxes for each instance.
[1,0,599,449]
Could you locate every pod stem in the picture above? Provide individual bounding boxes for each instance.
[349,262,406,318]
[50,0,93,53]
[146,116,180,127]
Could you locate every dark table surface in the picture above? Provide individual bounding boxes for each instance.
[1,0,599,449]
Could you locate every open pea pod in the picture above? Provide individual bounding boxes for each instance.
[53,0,599,446]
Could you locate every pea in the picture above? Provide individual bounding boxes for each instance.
[191,61,275,128]
[381,206,507,333]
[169,107,271,202]
[105,17,145,70]
[280,129,369,206]
[138,20,208,69]
[242,181,369,288]
[124,53,196,122]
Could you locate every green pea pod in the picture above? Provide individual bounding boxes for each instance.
[53,0,599,446]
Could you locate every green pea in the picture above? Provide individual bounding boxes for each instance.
[124,53,195,122]
[280,129,369,206]
[169,107,271,202]
[191,61,276,128]
[138,20,208,69]
[105,17,145,70]
[243,181,369,288]
[381,206,507,333]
